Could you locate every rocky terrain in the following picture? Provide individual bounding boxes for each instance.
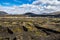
[0,16,60,40]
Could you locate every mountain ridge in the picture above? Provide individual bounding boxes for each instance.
[0,11,8,15]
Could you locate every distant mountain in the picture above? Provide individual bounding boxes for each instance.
[24,12,38,16]
[23,12,60,17]
[0,11,60,17]
[24,11,60,15]
[0,11,8,15]
[44,11,60,15]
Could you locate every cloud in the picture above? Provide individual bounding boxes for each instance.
[0,4,42,14]
[0,0,60,14]
[33,0,60,5]
[32,0,60,13]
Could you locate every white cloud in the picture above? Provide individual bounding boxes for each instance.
[0,0,60,14]
[0,4,42,14]
[33,0,60,5]
[32,0,60,13]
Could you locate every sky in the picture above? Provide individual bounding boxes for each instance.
[0,0,60,14]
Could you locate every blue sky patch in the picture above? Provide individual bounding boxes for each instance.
[0,0,35,6]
